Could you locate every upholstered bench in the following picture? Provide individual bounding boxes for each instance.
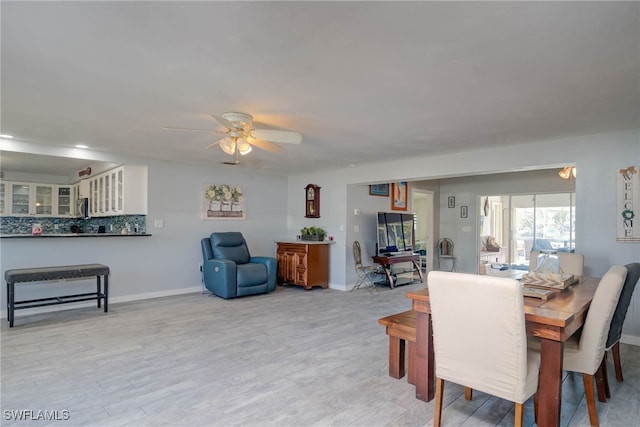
[5,264,110,327]
[378,309,416,383]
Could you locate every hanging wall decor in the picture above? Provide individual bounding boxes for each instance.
[369,184,389,197]
[305,184,321,218]
[202,184,246,219]
[617,166,639,242]
[391,182,408,211]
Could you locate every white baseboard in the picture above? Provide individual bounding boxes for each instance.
[0,286,203,320]
[621,334,640,347]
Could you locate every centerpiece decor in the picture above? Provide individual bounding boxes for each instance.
[300,226,326,241]
[202,184,246,219]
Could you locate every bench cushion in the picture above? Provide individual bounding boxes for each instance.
[5,264,110,283]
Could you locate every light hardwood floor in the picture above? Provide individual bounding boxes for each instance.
[2,282,639,426]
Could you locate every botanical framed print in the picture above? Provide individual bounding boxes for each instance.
[391,182,408,211]
[369,184,389,197]
[448,196,455,208]
[202,184,246,219]
[460,205,468,218]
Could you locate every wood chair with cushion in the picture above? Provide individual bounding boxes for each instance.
[529,250,584,278]
[602,263,640,391]
[428,271,540,427]
[529,265,627,426]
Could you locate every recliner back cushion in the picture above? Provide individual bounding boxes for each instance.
[210,232,250,264]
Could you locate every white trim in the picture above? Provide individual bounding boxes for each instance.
[621,334,640,347]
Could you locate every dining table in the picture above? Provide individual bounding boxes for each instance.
[406,275,599,427]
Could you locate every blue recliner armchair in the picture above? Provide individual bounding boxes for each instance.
[201,232,277,299]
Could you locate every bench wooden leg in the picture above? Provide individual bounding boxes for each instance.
[389,336,406,379]
[8,282,15,328]
[103,274,109,313]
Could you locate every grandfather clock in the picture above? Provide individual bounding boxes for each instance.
[305,184,320,218]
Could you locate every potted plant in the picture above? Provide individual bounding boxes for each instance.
[300,226,326,241]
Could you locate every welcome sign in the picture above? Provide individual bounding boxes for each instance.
[617,166,639,243]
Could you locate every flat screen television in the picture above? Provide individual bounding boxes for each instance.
[376,212,415,254]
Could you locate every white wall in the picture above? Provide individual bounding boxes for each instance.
[1,159,289,315]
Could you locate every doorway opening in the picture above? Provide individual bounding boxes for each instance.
[412,188,434,275]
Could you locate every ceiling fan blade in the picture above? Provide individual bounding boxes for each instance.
[210,113,235,130]
[204,138,224,150]
[252,128,302,144]
[249,138,283,153]
[163,126,225,134]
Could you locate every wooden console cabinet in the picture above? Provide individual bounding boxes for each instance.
[276,241,331,290]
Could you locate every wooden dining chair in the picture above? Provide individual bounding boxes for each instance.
[428,271,540,427]
[529,265,627,427]
[602,263,640,392]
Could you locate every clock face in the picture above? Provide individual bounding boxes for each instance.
[307,187,315,200]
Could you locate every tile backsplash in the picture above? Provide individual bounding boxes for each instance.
[0,215,147,235]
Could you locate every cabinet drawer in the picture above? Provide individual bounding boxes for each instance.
[296,253,307,268]
[295,269,307,285]
[277,243,308,254]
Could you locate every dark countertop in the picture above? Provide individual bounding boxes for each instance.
[1,233,152,238]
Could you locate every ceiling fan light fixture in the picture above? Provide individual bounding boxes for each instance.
[219,137,236,155]
[558,166,576,180]
[237,138,252,156]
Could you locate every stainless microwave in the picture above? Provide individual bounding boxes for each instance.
[76,197,90,219]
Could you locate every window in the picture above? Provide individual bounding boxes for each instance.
[480,192,576,272]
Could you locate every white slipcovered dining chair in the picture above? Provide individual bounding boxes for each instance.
[528,265,627,427]
[351,241,379,293]
[529,250,584,278]
[428,271,540,427]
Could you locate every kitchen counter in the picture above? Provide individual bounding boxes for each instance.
[1,233,152,238]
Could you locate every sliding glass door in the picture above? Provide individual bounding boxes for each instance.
[480,192,575,273]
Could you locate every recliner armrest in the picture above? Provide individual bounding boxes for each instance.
[203,259,237,298]
[250,256,277,290]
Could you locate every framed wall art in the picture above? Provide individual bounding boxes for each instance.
[617,165,639,242]
[391,182,408,211]
[460,205,468,218]
[369,184,389,197]
[448,196,455,208]
[202,184,246,220]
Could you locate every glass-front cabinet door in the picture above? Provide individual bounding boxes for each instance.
[35,185,53,215]
[117,168,124,212]
[11,183,31,215]
[0,182,5,214]
[57,186,72,216]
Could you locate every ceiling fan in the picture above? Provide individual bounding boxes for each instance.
[163,112,302,162]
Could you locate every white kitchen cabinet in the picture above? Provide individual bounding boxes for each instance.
[0,181,73,217]
[86,165,147,217]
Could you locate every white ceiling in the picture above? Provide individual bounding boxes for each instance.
[1,2,638,176]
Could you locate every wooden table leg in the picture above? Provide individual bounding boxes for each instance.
[538,338,564,427]
[414,311,435,402]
